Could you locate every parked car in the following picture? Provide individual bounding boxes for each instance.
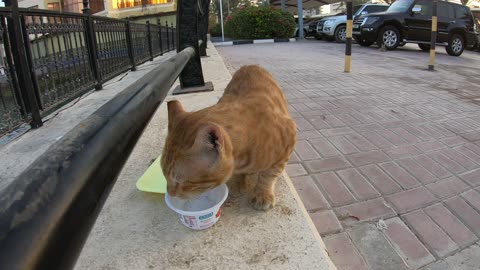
[308,18,323,39]
[294,17,310,38]
[352,0,477,56]
[317,4,389,43]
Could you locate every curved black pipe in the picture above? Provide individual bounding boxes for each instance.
[0,47,195,270]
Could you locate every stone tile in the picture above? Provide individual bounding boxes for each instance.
[425,177,470,199]
[445,196,480,236]
[440,148,478,170]
[403,125,433,141]
[288,152,300,164]
[291,176,330,211]
[286,163,307,177]
[349,224,409,270]
[459,168,480,187]
[390,127,422,143]
[335,198,396,224]
[397,158,437,184]
[314,172,356,207]
[294,117,316,131]
[385,145,422,160]
[359,164,401,195]
[308,137,340,158]
[328,136,360,155]
[295,140,320,161]
[324,233,369,270]
[347,150,391,167]
[461,190,480,212]
[413,155,452,179]
[425,203,478,248]
[304,157,351,173]
[403,210,458,258]
[446,245,480,270]
[309,210,342,236]
[383,217,435,269]
[345,133,377,151]
[377,129,410,146]
[427,151,466,174]
[296,130,323,140]
[415,140,446,152]
[455,145,480,164]
[380,161,420,189]
[386,187,437,214]
[441,136,469,147]
[307,115,331,129]
[324,115,346,128]
[336,168,380,200]
[420,260,453,270]
[320,127,355,137]
[361,131,395,149]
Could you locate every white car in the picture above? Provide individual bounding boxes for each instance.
[317,4,389,43]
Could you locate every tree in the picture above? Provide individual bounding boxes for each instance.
[210,0,251,23]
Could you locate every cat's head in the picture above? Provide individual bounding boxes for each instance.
[161,100,234,198]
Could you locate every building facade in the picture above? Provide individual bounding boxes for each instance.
[18,0,176,21]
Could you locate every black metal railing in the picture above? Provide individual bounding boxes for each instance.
[0,7,177,136]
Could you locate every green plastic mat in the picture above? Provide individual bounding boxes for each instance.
[136,156,167,194]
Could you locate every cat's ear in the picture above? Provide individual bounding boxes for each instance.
[193,124,224,160]
[167,100,185,123]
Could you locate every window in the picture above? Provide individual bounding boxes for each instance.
[387,0,414,13]
[47,2,61,11]
[362,5,388,14]
[455,5,469,19]
[438,2,454,18]
[62,0,105,14]
[113,0,171,9]
[413,0,432,16]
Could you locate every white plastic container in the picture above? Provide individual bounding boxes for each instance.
[165,184,229,230]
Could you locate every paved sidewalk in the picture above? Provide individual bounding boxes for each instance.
[218,40,480,270]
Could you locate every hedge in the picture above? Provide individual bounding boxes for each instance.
[224,6,295,39]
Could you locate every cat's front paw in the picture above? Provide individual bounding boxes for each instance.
[249,192,275,210]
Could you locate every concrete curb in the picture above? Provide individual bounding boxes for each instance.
[213,38,296,46]
[282,171,338,270]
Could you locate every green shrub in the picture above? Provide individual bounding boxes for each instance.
[224,6,295,39]
[209,23,223,37]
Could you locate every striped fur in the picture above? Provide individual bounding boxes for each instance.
[161,65,297,210]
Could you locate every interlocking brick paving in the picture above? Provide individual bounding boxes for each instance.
[217,40,480,269]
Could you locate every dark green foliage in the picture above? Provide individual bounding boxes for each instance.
[224,6,295,39]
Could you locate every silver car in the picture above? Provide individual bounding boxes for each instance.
[318,4,389,43]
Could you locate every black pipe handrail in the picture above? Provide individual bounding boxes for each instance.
[0,46,196,270]
[0,0,208,268]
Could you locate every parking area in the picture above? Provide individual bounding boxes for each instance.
[217,40,480,270]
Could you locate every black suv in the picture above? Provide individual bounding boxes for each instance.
[353,0,477,56]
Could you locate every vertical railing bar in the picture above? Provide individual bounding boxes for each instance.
[20,14,43,113]
[84,13,102,89]
[0,14,26,118]
[125,21,136,71]
[171,22,175,51]
[165,20,170,52]
[146,20,153,61]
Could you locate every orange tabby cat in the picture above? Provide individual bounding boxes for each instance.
[161,65,296,210]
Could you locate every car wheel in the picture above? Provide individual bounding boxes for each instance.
[377,26,401,50]
[353,35,373,47]
[334,25,347,43]
[446,34,464,56]
[418,43,430,51]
